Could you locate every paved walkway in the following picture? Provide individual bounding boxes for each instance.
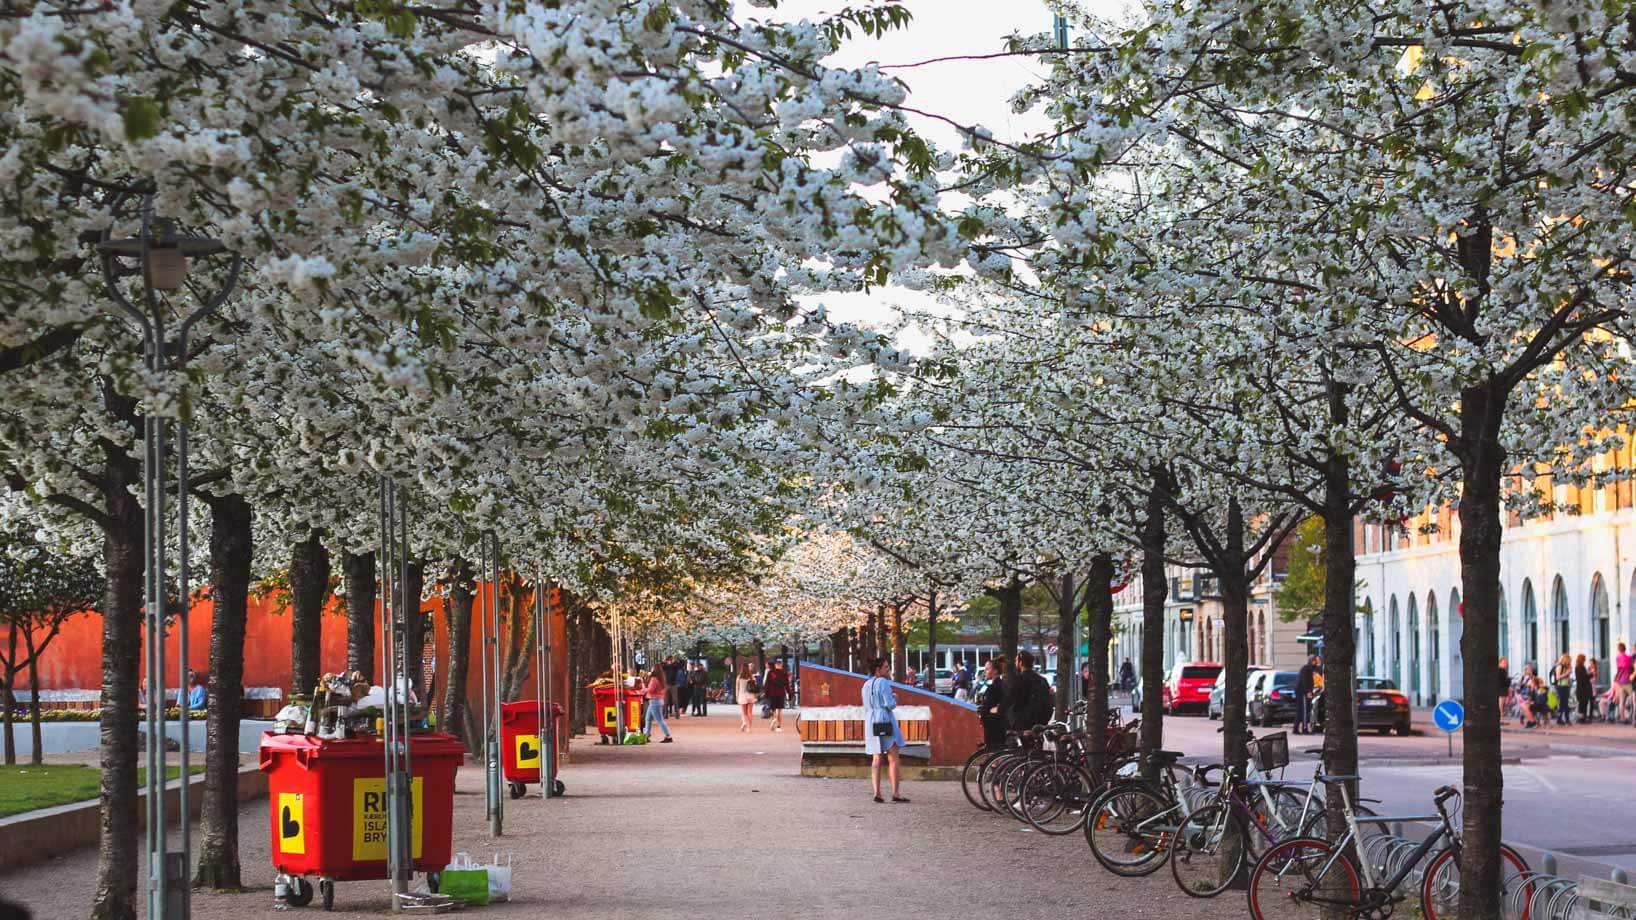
[2,707,1219,919]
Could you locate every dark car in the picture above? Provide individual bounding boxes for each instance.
[1249,670,1301,726]
[1316,676,1412,735]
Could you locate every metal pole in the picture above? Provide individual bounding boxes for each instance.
[395,489,414,890]
[536,576,554,797]
[174,412,191,920]
[485,533,503,835]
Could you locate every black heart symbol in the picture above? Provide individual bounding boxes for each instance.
[519,740,537,761]
[281,805,300,839]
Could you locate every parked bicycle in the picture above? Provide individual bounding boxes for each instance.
[1246,777,1531,920]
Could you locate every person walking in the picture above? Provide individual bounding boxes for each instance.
[1551,653,1574,726]
[1497,656,1511,719]
[642,667,674,743]
[1575,654,1594,723]
[977,659,1008,750]
[1119,658,1135,692]
[689,661,708,716]
[1587,658,1601,721]
[952,661,972,701]
[1295,655,1321,735]
[1005,651,1054,739]
[735,662,757,732]
[863,656,909,803]
[762,659,790,731]
[1615,642,1634,723]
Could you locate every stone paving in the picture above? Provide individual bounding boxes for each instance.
[1,706,1220,919]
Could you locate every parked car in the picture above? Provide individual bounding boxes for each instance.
[1162,662,1222,715]
[1207,666,1268,720]
[1249,670,1301,725]
[932,668,954,694]
[1314,676,1412,735]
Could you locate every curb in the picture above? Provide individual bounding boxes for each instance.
[0,765,267,873]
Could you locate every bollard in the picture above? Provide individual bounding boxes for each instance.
[1542,853,1557,877]
[1391,821,1403,838]
[1616,868,1630,885]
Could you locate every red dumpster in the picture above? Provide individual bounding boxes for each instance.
[501,700,565,797]
[591,684,642,743]
[259,731,465,909]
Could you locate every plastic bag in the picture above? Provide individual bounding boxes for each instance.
[485,852,513,902]
[441,852,489,906]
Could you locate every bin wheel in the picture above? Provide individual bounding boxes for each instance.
[426,872,441,894]
[286,877,314,908]
[550,779,566,797]
[509,781,526,800]
[319,878,334,912]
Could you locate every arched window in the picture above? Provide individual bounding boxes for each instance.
[1448,588,1463,698]
[1389,596,1402,685]
[1427,591,1441,702]
[1408,594,1421,699]
[1551,575,1571,664]
[1362,599,1376,674]
[1591,574,1611,677]
[1521,579,1539,669]
[1498,590,1509,662]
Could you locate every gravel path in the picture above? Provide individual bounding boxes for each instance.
[2,708,1218,919]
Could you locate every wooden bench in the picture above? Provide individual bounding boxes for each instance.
[1577,876,1636,919]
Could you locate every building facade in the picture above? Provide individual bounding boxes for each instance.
[1355,475,1634,706]
[1111,549,1308,676]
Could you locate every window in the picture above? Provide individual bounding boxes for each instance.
[1551,575,1570,664]
[1521,579,1539,668]
[1592,574,1611,677]
[1408,594,1421,698]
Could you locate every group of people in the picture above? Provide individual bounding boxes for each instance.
[1503,644,1636,727]
[638,655,797,742]
[733,658,791,732]
[975,650,1058,751]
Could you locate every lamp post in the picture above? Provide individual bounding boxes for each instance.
[98,189,241,920]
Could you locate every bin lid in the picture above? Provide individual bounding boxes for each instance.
[259,731,467,760]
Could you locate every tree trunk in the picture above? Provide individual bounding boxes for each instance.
[1085,554,1115,781]
[994,578,1022,665]
[1139,481,1168,778]
[891,603,906,682]
[1219,496,1251,776]
[25,627,43,766]
[501,579,536,702]
[1320,384,1361,847]
[289,532,330,697]
[442,558,474,746]
[1457,382,1508,920]
[1054,572,1078,719]
[401,561,426,700]
[860,614,876,668]
[755,639,766,677]
[342,551,376,681]
[193,493,252,890]
[93,449,144,920]
[926,587,939,695]
[2,631,15,765]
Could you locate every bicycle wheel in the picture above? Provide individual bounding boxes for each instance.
[1170,802,1249,898]
[1002,753,1044,821]
[1023,762,1094,835]
[1247,837,1360,920]
[1084,782,1176,877]
[977,752,1017,812]
[962,747,999,812]
[1420,842,1532,920]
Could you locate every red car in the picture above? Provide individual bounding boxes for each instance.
[1163,662,1223,715]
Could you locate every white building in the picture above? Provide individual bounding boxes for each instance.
[1355,481,1631,705]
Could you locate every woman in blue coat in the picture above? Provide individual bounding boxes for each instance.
[863,656,909,803]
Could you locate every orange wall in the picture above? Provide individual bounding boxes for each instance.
[28,584,569,734]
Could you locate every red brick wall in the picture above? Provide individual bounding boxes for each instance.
[796,661,983,766]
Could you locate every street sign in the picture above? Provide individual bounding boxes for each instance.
[1433,699,1465,732]
[1433,699,1465,756]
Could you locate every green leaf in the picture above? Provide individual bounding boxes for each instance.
[121,97,162,141]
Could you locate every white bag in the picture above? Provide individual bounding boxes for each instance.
[485,852,513,902]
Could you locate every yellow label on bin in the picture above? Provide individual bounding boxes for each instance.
[514,733,541,769]
[352,777,422,861]
[277,792,305,854]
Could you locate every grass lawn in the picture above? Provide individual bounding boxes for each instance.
[0,763,205,818]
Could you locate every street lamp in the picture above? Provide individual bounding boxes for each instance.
[98,188,241,920]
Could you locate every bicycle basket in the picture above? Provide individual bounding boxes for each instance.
[1249,731,1289,772]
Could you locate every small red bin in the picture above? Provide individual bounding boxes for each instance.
[591,685,642,740]
[259,731,465,882]
[500,700,563,784]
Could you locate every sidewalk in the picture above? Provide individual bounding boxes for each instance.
[0,707,1220,919]
[1410,705,1636,757]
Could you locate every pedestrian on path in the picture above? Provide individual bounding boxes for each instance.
[689,661,708,716]
[1575,653,1594,723]
[863,656,908,803]
[1551,654,1574,726]
[1295,655,1321,734]
[978,659,1007,750]
[735,662,758,732]
[762,659,790,731]
[1005,651,1053,738]
[643,667,674,743]
[1615,643,1634,723]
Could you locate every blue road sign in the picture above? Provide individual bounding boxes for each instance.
[1433,699,1465,733]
